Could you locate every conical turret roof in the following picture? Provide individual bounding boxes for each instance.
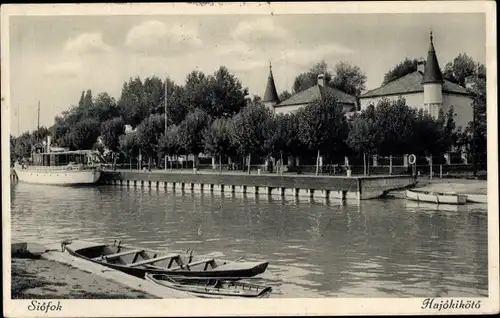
[422,31,444,84]
[263,62,279,103]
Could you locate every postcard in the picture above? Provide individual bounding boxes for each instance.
[2,1,498,317]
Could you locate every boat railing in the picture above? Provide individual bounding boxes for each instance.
[20,164,101,172]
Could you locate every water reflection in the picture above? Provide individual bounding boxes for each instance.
[10,182,488,298]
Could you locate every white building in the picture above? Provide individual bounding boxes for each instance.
[262,63,357,116]
[358,32,473,129]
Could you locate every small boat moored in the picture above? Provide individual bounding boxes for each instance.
[466,194,488,204]
[145,273,272,298]
[62,240,269,280]
[405,189,467,205]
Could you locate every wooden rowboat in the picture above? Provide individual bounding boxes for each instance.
[63,240,268,280]
[466,194,487,204]
[405,189,467,205]
[145,273,272,298]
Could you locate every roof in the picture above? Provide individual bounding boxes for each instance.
[263,63,279,103]
[359,71,470,99]
[275,84,356,107]
[422,32,444,84]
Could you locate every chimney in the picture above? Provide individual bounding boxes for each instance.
[417,59,426,74]
[317,73,325,87]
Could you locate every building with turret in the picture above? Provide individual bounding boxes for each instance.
[262,63,357,115]
[262,62,280,109]
[358,32,473,129]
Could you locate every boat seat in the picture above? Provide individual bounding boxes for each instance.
[97,249,144,261]
[127,254,180,267]
[186,258,214,267]
[171,258,214,271]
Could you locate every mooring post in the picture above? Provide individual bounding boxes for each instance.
[389,155,393,175]
[429,155,433,180]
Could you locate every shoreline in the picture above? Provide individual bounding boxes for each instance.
[11,258,155,299]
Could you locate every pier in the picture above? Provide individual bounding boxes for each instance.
[98,170,416,200]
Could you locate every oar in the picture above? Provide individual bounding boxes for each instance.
[232,256,245,263]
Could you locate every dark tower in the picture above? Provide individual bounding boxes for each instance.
[263,62,279,110]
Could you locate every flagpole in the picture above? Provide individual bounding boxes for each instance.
[37,101,40,143]
[164,79,168,170]
[17,103,20,136]
[472,63,478,177]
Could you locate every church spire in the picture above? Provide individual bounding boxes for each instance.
[422,31,444,84]
[263,62,279,104]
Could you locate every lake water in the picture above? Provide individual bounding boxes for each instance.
[10,182,488,298]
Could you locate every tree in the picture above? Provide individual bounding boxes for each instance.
[136,114,165,168]
[162,78,188,125]
[437,106,458,152]
[297,95,349,175]
[266,113,287,159]
[100,117,125,152]
[382,58,419,85]
[263,112,304,172]
[278,90,292,102]
[32,126,51,142]
[347,109,377,175]
[371,97,416,156]
[443,53,477,87]
[143,76,164,115]
[159,125,182,156]
[411,108,444,157]
[228,100,275,173]
[331,61,367,96]
[466,63,487,168]
[68,118,101,150]
[293,61,332,93]
[93,92,120,122]
[182,70,211,114]
[12,131,34,160]
[117,77,148,128]
[83,89,93,109]
[177,109,211,168]
[292,60,366,96]
[10,135,16,164]
[119,131,140,165]
[207,66,248,118]
[78,91,85,108]
[203,118,232,171]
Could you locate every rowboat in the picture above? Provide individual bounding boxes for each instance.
[405,189,467,205]
[466,194,487,204]
[62,240,269,279]
[145,273,272,298]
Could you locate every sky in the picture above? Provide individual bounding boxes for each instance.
[7,12,486,135]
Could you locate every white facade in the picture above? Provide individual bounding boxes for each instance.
[274,104,306,115]
[275,103,356,116]
[359,92,473,130]
[442,94,474,129]
[359,93,423,112]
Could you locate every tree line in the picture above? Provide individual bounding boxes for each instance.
[10,53,487,172]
